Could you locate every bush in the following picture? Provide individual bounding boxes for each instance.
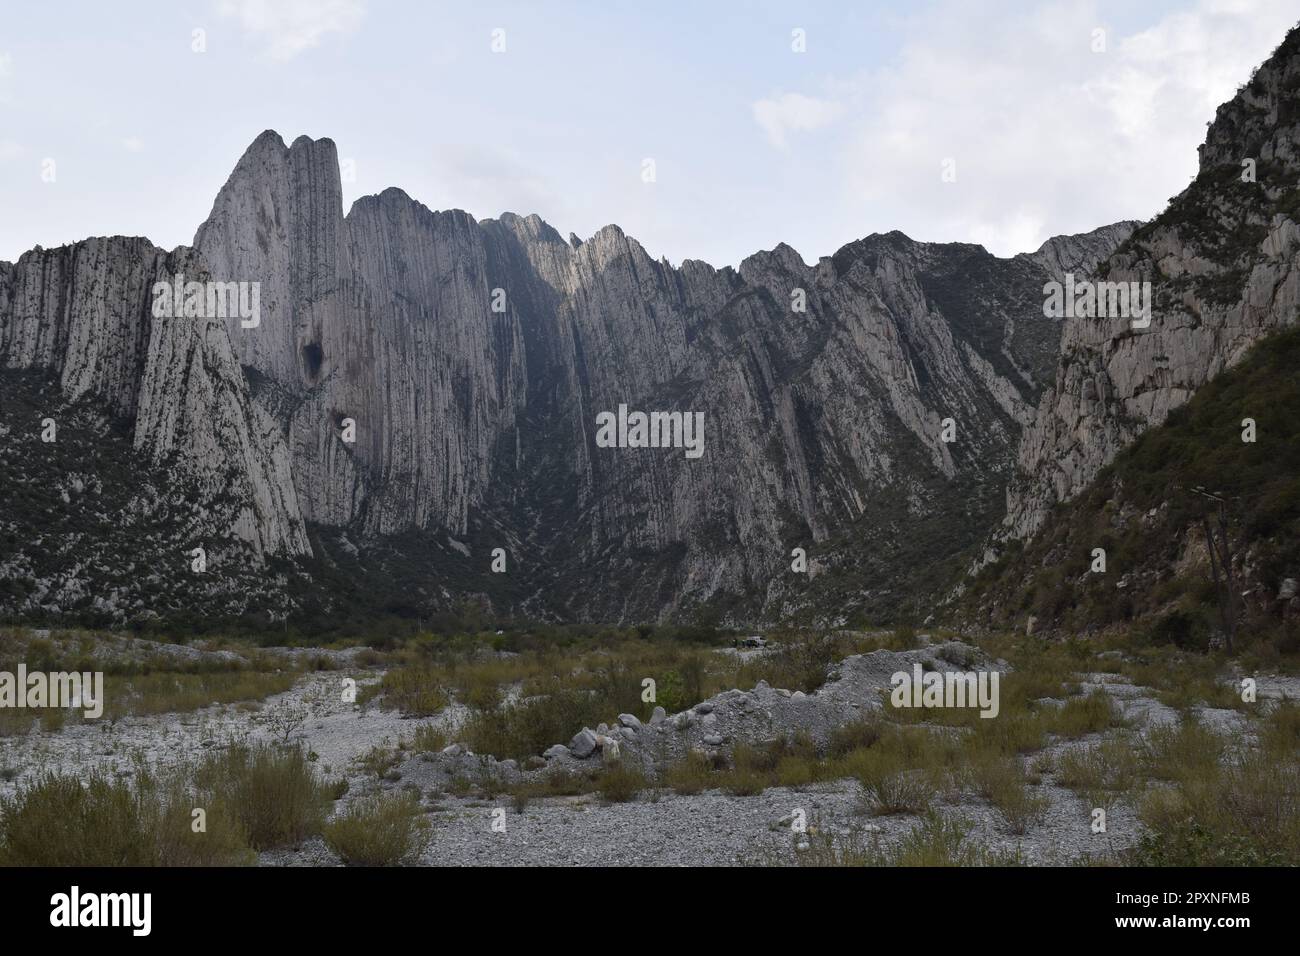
[863,771,933,816]
[374,667,448,716]
[0,769,253,866]
[0,772,160,866]
[967,755,1047,834]
[193,743,330,850]
[323,791,431,866]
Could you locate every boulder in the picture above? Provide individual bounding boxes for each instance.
[568,729,598,758]
[618,713,642,729]
[649,706,667,725]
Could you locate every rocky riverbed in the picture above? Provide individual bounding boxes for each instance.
[2,635,1294,866]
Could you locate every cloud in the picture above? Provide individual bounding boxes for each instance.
[218,0,365,60]
[120,137,144,153]
[0,52,12,77]
[752,92,844,149]
[425,143,553,218]
[832,0,1298,255]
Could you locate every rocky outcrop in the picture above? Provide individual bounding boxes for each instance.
[0,238,310,560]
[1021,221,1143,283]
[1005,25,1300,541]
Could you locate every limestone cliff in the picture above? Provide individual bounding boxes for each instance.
[1005,26,1300,542]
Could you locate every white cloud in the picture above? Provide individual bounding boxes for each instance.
[752,92,844,149]
[0,52,12,77]
[832,0,1298,255]
[218,0,365,61]
[120,137,144,152]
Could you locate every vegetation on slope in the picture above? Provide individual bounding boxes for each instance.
[961,327,1300,655]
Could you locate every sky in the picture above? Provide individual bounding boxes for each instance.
[0,0,1296,268]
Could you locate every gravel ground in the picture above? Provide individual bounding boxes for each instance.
[2,634,1292,866]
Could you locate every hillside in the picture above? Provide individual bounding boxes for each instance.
[959,327,1300,653]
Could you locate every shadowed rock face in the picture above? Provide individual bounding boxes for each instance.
[1005,26,1300,542]
[2,139,1135,624]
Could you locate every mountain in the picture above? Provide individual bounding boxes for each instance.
[961,326,1300,650]
[1005,25,1300,541]
[963,24,1300,639]
[0,130,1135,629]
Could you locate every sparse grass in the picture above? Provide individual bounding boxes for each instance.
[596,760,647,803]
[322,791,430,866]
[1141,718,1225,783]
[1132,747,1300,867]
[411,724,448,754]
[369,666,448,717]
[356,745,403,780]
[1057,736,1142,809]
[1045,692,1124,738]
[787,813,1018,867]
[862,771,934,816]
[0,635,300,737]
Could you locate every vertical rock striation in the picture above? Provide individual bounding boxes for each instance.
[0,237,310,560]
[189,133,1134,620]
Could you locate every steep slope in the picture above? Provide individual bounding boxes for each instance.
[0,238,309,560]
[960,326,1300,651]
[0,237,313,624]
[1005,25,1300,541]
[1,146,1135,629]
[189,136,1132,624]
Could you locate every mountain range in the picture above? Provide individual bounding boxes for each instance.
[3,24,1298,634]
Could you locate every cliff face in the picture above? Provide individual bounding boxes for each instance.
[185,133,1132,622]
[0,238,310,561]
[1,141,1135,626]
[1005,26,1300,541]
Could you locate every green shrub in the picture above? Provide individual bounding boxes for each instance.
[0,771,160,866]
[323,791,430,866]
[0,769,253,866]
[863,770,934,816]
[662,751,714,795]
[193,743,329,850]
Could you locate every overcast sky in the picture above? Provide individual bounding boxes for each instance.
[0,0,1296,267]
